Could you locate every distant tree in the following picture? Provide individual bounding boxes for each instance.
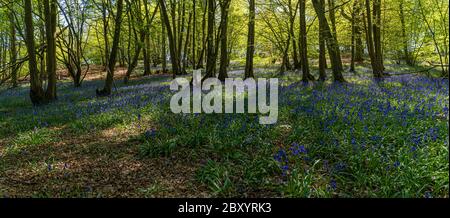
[57,0,90,87]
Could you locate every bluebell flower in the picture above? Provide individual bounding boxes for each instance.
[144,129,156,139]
[330,179,337,190]
[274,149,288,163]
[393,161,400,168]
[290,143,307,156]
[281,165,289,176]
[334,162,346,172]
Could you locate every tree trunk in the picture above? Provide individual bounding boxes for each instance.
[97,0,124,96]
[354,0,364,62]
[312,0,345,82]
[289,0,300,70]
[373,0,384,74]
[350,5,356,72]
[101,1,110,70]
[143,0,152,76]
[182,12,192,74]
[399,0,412,65]
[196,2,208,69]
[161,14,167,74]
[192,0,197,69]
[124,32,145,84]
[44,0,57,101]
[300,0,314,81]
[318,0,327,81]
[176,0,186,74]
[244,0,255,79]
[365,0,383,78]
[159,0,180,78]
[24,0,45,105]
[10,10,18,88]
[204,0,216,79]
[328,0,337,39]
[218,0,231,81]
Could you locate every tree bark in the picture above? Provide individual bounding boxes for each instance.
[244,0,255,79]
[365,0,384,78]
[218,0,231,81]
[204,0,217,79]
[288,0,300,70]
[328,0,337,39]
[24,0,46,105]
[192,0,197,69]
[10,10,18,88]
[399,0,412,65]
[318,0,327,81]
[373,0,384,74]
[159,0,181,77]
[143,0,152,76]
[44,0,58,101]
[97,0,124,96]
[312,0,345,82]
[299,0,314,81]
[182,12,192,73]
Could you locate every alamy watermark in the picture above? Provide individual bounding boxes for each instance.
[169,70,279,124]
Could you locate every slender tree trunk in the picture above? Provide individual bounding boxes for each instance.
[44,0,57,101]
[161,16,167,74]
[143,0,152,75]
[318,0,327,81]
[182,12,192,73]
[350,6,356,72]
[289,0,300,70]
[159,0,180,77]
[10,10,17,88]
[312,0,345,82]
[204,0,216,79]
[399,0,412,65]
[244,0,255,79]
[373,0,384,74]
[37,2,46,87]
[328,0,337,39]
[170,1,178,60]
[192,0,197,69]
[300,0,314,81]
[101,0,110,70]
[143,35,152,75]
[25,0,45,105]
[218,0,231,81]
[97,0,124,96]
[179,0,187,74]
[354,0,364,62]
[124,32,145,83]
[365,0,383,78]
[196,3,207,69]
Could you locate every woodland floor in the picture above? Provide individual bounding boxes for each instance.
[0,62,448,198]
